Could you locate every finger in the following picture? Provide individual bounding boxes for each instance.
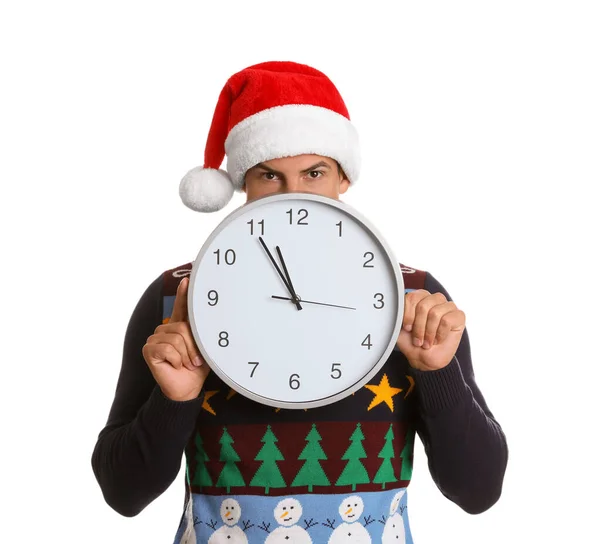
[402,290,429,332]
[170,277,189,323]
[433,309,466,346]
[154,321,204,368]
[147,331,195,370]
[412,292,447,347]
[143,342,183,370]
[422,301,456,348]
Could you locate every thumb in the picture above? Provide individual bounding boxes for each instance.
[170,277,189,322]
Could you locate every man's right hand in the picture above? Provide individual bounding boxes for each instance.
[143,276,209,402]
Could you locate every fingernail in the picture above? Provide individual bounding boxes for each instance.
[405,324,413,332]
[422,340,430,349]
[193,356,203,367]
[413,337,422,347]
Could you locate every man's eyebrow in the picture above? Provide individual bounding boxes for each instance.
[252,163,283,176]
[300,161,331,173]
[250,161,332,175]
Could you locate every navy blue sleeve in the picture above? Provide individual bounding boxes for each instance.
[408,271,509,514]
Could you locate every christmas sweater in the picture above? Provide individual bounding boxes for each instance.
[92,261,508,544]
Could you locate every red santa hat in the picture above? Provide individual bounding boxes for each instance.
[179,61,361,212]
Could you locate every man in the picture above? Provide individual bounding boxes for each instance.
[91,61,508,543]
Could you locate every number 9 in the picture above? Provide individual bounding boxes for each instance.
[208,290,219,306]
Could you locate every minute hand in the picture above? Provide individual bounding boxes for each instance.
[271,295,356,310]
[258,237,302,310]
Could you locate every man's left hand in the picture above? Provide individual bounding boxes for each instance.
[396,290,466,371]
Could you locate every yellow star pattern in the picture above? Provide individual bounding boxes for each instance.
[365,374,403,412]
[202,390,219,416]
[404,375,415,399]
[226,388,237,400]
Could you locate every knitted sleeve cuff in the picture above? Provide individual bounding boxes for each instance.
[139,385,205,438]
[409,356,472,416]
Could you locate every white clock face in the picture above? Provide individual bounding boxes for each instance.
[188,192,403,409]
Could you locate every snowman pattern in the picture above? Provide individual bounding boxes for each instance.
[381,490,406,544]
[327,495,371,544]
[264,498,312,544]
[208,498,248,544]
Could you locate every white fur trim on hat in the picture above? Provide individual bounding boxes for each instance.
[224,104,360,188]
[179,167,234,212]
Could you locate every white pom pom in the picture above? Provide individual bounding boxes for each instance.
[179,167,235,212]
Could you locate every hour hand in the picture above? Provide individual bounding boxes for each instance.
[258,237,302,310]
[275,245,302,304]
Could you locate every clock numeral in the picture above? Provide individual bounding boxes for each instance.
[330,363,342,379]
[207,290,219,306]
[373,293,384,309]
[361,334,372,350]
[289,373,301,390]
[248,361,259,377]
[336,220,343,237]
[214,249,236,265]
[218,331,229,347]
[286,208,309,225]
[363,252,375,268]
[247,219,265,236]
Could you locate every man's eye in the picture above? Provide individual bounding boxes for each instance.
[308,170,324,179]
[262,172,278,180]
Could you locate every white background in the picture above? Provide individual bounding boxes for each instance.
[1,1,598,542]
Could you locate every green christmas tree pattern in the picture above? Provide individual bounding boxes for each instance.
[292,424,330,492]
[336,422,370,491]
[216,427,246,493]
[400,427,415,480]
[373,424,397,489]
[191,433,213,489]
[250,425,286,494]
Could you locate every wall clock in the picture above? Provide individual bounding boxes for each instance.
[188,192,404,409]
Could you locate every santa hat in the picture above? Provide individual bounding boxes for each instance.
[179,61,361,212]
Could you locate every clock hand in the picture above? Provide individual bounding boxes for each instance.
[258,237,303,310]
[271,295,356,310]
[275,245,302,306]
